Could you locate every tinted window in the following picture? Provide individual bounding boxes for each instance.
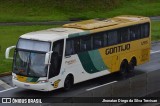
[135,25,141,39]
[74,38,80,53]
[129,26,137,40]
[141,23,150,38]
[65,39,74,56]
[103,32,108,46]
[53,40,63,55]
[108,31,118,45]
[93,33,103,49]
[49,39,64,78]
[80,36,92,51]
[119,28,130,43]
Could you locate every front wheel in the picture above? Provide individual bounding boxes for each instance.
[119,61,128,76]
[64,76,73,91]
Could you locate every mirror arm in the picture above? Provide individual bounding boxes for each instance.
[44,51,53,65]
[5,46,16,59]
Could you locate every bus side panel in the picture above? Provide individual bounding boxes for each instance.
[99,38,150,72]
[135,38,150,65]
[111,55,120,72]
[63,53,111,84]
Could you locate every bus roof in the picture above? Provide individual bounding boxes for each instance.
[20,15,150,42]
[20,28,84,42]
[63,15,150,30]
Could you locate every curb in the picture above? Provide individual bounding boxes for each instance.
[0,17,159,26]
[0,21,76,26]
[0,72,11,77]
[151,40,160,44]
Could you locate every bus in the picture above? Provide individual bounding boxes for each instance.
[5,15,151,91]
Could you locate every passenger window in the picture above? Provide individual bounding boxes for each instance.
[136,25,141,39]
[108,31,118,45]
[74,38,80,53]
[65,39,74,56]
[129,26,137,40]
[120,28,130,42]
[141,23,150,38]
[93,33,103,49]
[80,36,92,51]
[103,32,108,46]
[144,23,150,37]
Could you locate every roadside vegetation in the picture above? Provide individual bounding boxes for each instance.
[151,21,160,40]
[0,0,160,22]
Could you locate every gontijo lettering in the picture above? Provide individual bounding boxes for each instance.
[105,44,130,55]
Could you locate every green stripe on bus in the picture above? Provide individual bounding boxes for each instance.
[68,31,90,38]
[78,51,100,73]
[88,50,108,71]
[27,77,39,82]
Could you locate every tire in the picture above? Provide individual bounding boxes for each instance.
[128,58,136,72]
[128,61,134,72]
[119,61,128,76]
[64,75,73,91]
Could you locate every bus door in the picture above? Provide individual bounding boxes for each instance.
[64,38,85,83]
[49,39,64,78]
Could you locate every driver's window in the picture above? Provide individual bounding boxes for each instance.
[49,39,64,78]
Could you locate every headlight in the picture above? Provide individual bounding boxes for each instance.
[13,75,17,80]
[38,80,48,83]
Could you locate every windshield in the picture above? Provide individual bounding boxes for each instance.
[17,39,50,52]
[13,39,51,77]
[13,50,48,77]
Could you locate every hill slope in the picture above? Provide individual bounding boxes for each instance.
[0,0,160,22]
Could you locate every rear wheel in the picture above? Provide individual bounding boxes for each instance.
[128,61,134,72]
[128,57,137,72]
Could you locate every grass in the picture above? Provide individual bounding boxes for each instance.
[151,21,160,40]
[0,21,160,74]
[0,25,58,74]
[0,0,160,22]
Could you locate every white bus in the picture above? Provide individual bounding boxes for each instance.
[5,15,150,91]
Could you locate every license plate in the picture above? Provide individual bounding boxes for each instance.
[24,84,30,87]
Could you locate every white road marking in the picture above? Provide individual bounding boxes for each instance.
[86,81,117,91]
[0,86,17,93]
[0,80,12,89]
[151,50,160,54]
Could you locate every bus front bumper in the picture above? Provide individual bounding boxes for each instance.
[13,79,52,91]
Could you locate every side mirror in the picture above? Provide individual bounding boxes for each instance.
[44,51,53,65]
[5,46,16,59]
